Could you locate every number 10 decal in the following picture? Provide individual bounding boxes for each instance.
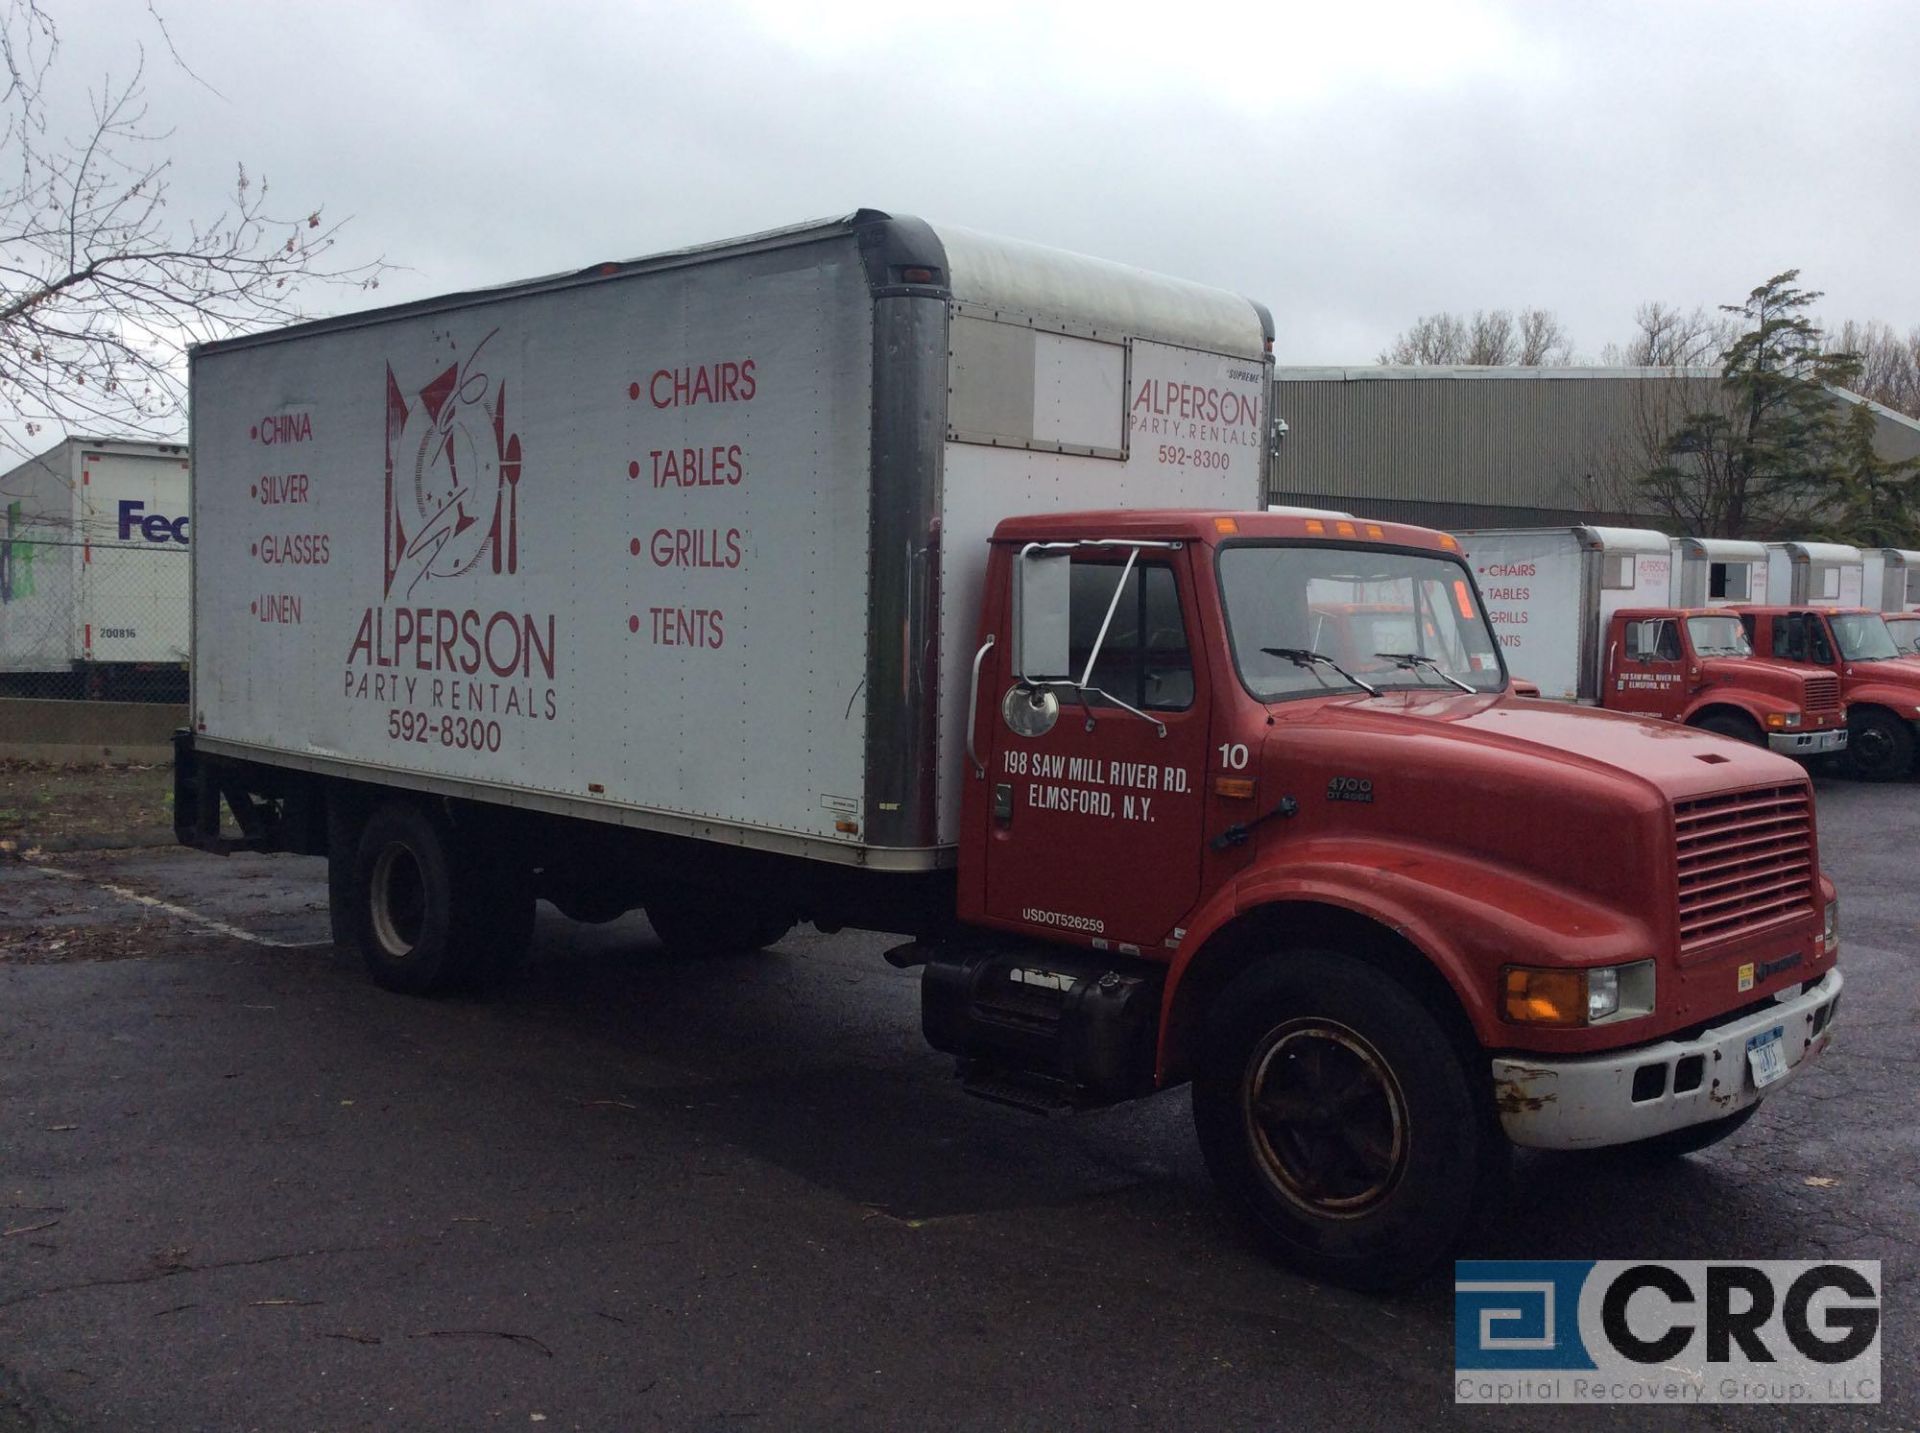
[1218,742,1249,770]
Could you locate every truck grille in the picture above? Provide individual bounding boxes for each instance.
[1674,784,1815,953]
[1801,675,1840,716]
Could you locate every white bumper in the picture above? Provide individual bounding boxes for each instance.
[1769,727,1847,756]
[1491,968,1843,1150]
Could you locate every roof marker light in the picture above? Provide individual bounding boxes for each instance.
[1305,520,1325,535]
[1336,521,1356,537]
[1213,516,1240,534]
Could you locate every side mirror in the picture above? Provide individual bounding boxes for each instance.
[1012,547,1071,684]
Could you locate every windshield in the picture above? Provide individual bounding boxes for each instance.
[1218,544,1505,698]
[1831,612,1901,662]
[1885,615,1920,656]
[1686,614,1751,657]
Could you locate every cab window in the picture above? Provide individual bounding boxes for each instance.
[1771,614,1834,665]
[1624,618,1682,661]
[1067,562,1193,711]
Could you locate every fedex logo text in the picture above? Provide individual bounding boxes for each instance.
[116,500,189,545]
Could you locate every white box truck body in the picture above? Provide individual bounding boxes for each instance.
[0,438,191,678]
[1860,548,1920,613]
[1453,525,1672,701]
[1766,541,1864,608]
[187,211,1270,866]
[1670,537,1766,608]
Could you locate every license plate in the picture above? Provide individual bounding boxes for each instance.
[1746,1026,1788,1089]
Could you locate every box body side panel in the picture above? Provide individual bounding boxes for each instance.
[192,236,876,847]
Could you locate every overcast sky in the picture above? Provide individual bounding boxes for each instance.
[47,0,1920,365]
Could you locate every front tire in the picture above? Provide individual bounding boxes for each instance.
[1192,951,1493,1291]
[1696,712,1763,746]
[1846,708,1915,782]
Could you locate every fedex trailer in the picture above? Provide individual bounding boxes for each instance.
[0,437,191,696]
[176,211,1842,1289]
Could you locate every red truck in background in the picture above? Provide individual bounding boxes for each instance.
[1738,606,1920,780]
[174,212,1843,1291]
[1453,526,1845,760]
[1884,612,1920,658]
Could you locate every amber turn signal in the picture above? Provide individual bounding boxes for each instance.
[1502,967,1588,1026]
[1212,776,1255,799]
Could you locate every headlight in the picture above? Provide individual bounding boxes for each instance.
[1823,898,1839,953]
[1502,961,1656,1026]
[1765,711,1803,730]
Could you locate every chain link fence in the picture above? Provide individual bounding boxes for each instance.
[0,537,189,703]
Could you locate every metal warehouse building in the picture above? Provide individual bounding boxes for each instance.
[1268,366,1920,531]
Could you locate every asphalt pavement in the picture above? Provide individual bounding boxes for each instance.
[0,777,1914,1431]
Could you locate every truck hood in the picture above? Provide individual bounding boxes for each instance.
[1263,691,1809,921]
[1275,691,1801,804]
[1698,657,1831,707]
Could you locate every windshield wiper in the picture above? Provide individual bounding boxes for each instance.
[1375,651,1475,693]
[1261,646,1378,696]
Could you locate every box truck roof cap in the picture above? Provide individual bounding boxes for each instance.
[1674,536,1767,562]
[188,209,1274,363]
[1770,541,1863,564]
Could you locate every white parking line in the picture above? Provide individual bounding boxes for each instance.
[27,863,332,950]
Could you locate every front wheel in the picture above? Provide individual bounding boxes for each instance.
[1192,950,1496,1291]
[1695,712,1763,746]
[1847,708,1915,782]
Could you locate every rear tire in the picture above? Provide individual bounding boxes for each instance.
[347,801,531,994]
[644,889,792,959]
[1846,708,1914,782]
[1191,950,1494,1291]
[1696,712,1763,746]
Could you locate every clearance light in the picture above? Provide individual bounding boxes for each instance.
[1212,776,1255,799]
[1213,516,1240,535]
[1336,521,1357,536]
[1439,534,1459,549]
[1305,519,1325,534]
[900,266,939,284]
[1366,524,1384,538]
[1502,962,1655,1026]
[836,819,860,835]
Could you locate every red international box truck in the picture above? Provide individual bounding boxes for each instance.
[176,212,1842,1288]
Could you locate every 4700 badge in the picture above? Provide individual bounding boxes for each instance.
[387,709,504,752]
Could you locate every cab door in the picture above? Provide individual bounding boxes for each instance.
[1611,615,1689,720]
[981,551,1211,949]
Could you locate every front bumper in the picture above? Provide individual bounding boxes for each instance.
[1769,727,1847,756]
[1490,968,1842,1149]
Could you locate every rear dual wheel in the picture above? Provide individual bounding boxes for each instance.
[337,801,534,994]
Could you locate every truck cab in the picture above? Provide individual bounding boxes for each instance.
[1884,611,1920,659]
[1737,605,1920,780]
[1603,607,1847,758]
[943,509,1839,1285]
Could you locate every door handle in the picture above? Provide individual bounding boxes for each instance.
[967,635,995,778]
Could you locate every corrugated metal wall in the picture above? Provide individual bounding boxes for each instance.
[1268,368,1695,526]
[1268,368,1920,531]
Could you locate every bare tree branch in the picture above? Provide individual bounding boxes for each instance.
[0,3,388,455]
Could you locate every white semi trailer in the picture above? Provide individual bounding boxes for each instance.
[1861,547,1920,613]
[0,437,191,695]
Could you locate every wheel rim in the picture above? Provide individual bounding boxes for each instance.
[1243,1018,1409,1218]
[1853,722,1894,773]
[369,842,426,958]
